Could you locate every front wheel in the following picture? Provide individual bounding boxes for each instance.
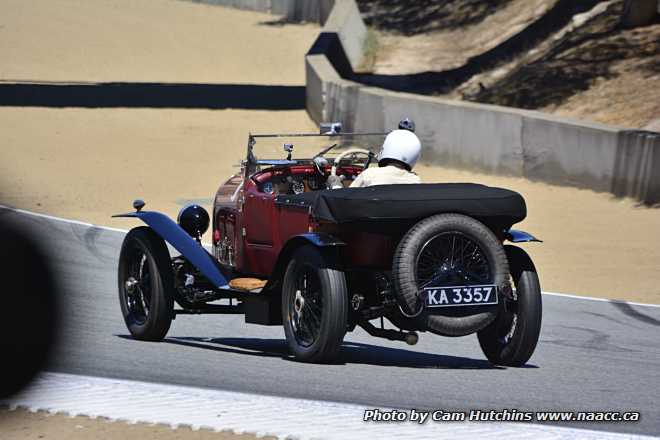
[118,227,174,341]
[281,245,348,363]
[477,245,542,367]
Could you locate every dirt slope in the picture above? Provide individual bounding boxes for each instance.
[359,0,557,74]
[360,0,660,129]
[467,0,660,129]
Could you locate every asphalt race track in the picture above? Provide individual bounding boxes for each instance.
[5,208,660,436]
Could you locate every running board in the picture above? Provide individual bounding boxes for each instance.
[172,295,281,327]
[173,304,244,316]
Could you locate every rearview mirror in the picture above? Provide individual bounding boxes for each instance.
[284,143,294,160]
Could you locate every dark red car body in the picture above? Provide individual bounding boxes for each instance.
[213,162,392,278]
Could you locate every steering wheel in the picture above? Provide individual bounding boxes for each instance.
[330,148,372,178]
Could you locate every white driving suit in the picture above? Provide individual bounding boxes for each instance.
[350,165,421,188]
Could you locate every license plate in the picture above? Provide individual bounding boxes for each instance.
[423,285,498,307]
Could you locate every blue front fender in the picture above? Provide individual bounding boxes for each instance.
[113,210,229,288]
[505,229,542,243]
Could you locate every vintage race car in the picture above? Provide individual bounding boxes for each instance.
[114,123,542,365]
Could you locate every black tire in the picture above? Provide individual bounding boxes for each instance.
[392,214,509,336]
[478,245,542,367]
[118,227,174,341]
[281,245,347,363]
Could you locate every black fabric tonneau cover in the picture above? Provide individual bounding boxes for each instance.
[275,183,526,229]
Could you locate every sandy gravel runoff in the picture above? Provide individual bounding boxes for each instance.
[0,408,271,440]
[0,0,317,84]
[0,0,318,231]
[1,0,659,305]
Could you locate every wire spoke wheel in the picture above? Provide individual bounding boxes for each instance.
[281,245,347,363]
[477,245,542,367]
[290,266,323,348]
[118,227,174,341]
[123,247,152,325]
[416,232,492,289]
[497,287,519,345]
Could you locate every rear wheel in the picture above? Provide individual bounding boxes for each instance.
[118,227,174,341]
[282,245,347,363]
[478,245,542,366]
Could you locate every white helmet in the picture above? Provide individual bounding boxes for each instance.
[379,129,422,169]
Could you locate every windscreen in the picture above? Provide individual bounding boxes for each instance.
[248,133,387,165]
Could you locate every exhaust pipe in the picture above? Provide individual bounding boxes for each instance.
[358,320,419,346]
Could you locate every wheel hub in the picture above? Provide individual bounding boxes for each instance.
[413,230,497,336]
[125,277,138,294]
[294,289,305,317]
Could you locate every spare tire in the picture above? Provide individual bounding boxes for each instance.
[392,214,509,336]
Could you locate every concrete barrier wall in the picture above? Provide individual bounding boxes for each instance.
[272,0,335,24]
[612,130,660,203]
[306,54,340,123]
[187,0,271,12]
[188,0,335,23]
[305,0,660,204]
[520,114,623,191]
[321,0,366,70]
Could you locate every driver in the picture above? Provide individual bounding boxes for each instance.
[348,128,422,188]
